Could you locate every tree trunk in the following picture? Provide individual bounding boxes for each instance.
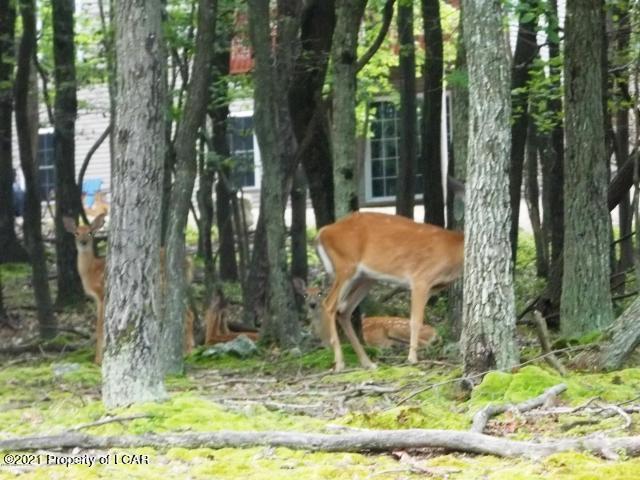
[509,0,539,263]
[396,0,416,219]
[290,164,308,283]
[164,0,216,375]
[460,0,518,377]
[0,0,28,264]
[197,135,215,290]
[422,0,444,227]
[15,0,57,340]
[331,0,367,219]
[103,0,168,407]
[289,0,335,229]
[560,0,613,337]
[247,0,301,347]
[211,45,238,283]
[52,0,84,307]
[0,271,5,321]
[596,294,640,370]
[241,210,268,328]
[447,9,467,340]
[525,117,548,278]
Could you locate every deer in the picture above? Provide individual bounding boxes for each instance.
[203,288,259,345]
[64,214,196,363]
[63,213,107,364]
[315,211,463,371]
[296,280,438,350]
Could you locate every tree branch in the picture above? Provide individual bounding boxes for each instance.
[355,0,395,73]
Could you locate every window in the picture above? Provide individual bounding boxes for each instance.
[37,132,55,200]
[367,101,423,200]
[228,115,257,188]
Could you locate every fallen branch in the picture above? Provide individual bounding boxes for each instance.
[471,384,567,433]
[2,429,640,459]
[70,414,153,432]
[532,311,567,375]
[0,341,87,356]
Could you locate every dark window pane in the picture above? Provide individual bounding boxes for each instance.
[372,179,384,197]
[371,140,381,160]
[371,159,383,178]
[386,178,396,196]
[385,158,397,177]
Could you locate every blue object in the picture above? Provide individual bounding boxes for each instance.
[82,179,103,207]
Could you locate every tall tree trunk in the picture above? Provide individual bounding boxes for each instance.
[289,0,335,229]
[447,11,468,340]
[509,0,539,263]
[15,0,57,340]
[212,45,238,283]
[241,210,268,328]
[396,0,415,218]
[0,271,5,321]
[52,0,84,307]
[460,0,518,377]
[0,0,28,264]
[290,164,308,282]
[525,117,548,277]
[247,0,301,347]
[165,0,216,375]
[102,0,168,407]
[595,294,640,370]
[422,0,444,227]
[331,0,367,219]
[560,0,613,336]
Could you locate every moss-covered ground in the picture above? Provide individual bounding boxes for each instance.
[1,345,640,479]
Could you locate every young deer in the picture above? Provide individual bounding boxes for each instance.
[298,281,438,350]
[63,214,106,364]
[204,290,258,344]
[316,212,463,371]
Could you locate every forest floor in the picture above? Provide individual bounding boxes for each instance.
[2,234,640,479]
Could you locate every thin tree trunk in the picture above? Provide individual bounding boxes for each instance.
[196,134,216,292]
[461,0,518,377]
[509,0,539,263]
[52,0,84,307]
[396,0,415,219]
[241,208,267,328]
[331,0,367,219]
[15,0,56,340]
[0,0,28,264]
[422,0,444,227]
[289,0,335,229]
[247,0,301,347]
[561,0,613,336]
[0,271,5,321]
[103,0,168,407]
[164,0,216,374]
[525,118,548,277]
[290,164,308,282]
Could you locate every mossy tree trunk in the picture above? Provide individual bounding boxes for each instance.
[102,0,168,407]
[560,0,613,337]
[596,295,640,370]
[331,0,367,219]
[460,0,518,376]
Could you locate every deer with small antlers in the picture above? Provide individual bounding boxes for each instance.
[315,212,463,371]
[296,280,438,351]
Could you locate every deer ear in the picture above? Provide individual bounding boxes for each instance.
[292,277,306,295]
[63,216,77,233]
[90,213,106,231]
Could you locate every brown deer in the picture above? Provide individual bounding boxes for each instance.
[316,212,463,371]
[203,289,258,345]
[297,281,438,351]
[63,214,107,364]
[64,215,196,363]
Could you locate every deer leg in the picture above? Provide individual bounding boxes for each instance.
[408,283,430,364]
[336,279,376,369]
[323,272,354,372]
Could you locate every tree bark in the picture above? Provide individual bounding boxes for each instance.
[103,0,168,407]
[290,164,308,283]
[247,0,301,347]
[15,0,57,340]
[164,0,216,374]
[561,0,613,336]
[331,0,367,219]
[525,119,548,277]
[596,294,640,370]
[0,0,28,264]
[509,0,539,262]
[52,0,84,307]
[395,0,415,218]
[421,0,444,227]
[460,0,518,377]
[289,0,335,229]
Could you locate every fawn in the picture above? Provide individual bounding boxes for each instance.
[203,289,258,344]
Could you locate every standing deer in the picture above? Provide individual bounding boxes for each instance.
[316,212,463,371]
[64,213,106,364]
[298,281,438,350]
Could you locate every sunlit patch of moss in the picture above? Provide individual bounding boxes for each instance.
[186,350,263,370]
[341,402,468,430]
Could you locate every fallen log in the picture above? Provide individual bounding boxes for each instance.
[471,383,568,433]
[1,428,640,459]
